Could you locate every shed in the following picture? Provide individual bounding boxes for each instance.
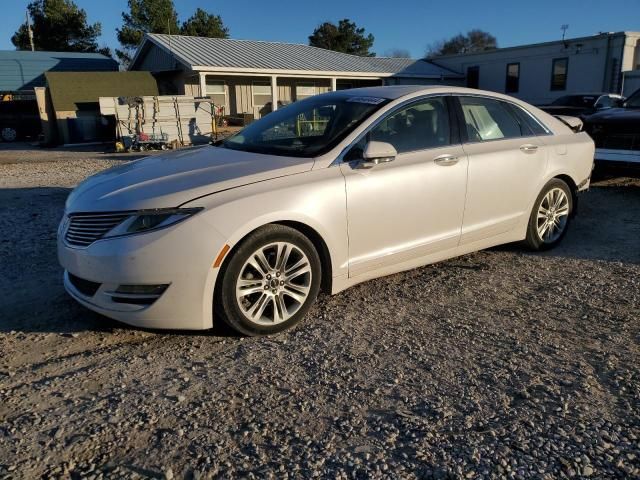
[43,71,158,144]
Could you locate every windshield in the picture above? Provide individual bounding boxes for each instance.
[551,95,597,107]
[625,89,640,108]
[222,95,389,157]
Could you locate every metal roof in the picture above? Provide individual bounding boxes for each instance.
[0,50,118,92]
[134,34,462,79]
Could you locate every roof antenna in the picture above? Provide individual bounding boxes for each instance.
[561,24,569,47]
[26,9,35,51]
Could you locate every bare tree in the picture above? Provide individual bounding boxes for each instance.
[384,48,411,58]
[426,29,497,57]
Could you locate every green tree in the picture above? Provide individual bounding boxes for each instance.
[181,8,229,38]
[309,19,375,57]
[426,29,497,57]
[116,0,179,65]
[12,0,108,54]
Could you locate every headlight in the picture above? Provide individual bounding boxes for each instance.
[103,207,203,239]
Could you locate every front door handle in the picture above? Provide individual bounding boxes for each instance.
[433,154,459,166]
[520,144,539,153]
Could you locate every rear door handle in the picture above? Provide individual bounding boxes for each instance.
[433,154,459,166]
[520,144,539,153]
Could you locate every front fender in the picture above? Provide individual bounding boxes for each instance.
[187,168,349,312]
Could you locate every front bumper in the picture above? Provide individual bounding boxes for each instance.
[58,215,227,330]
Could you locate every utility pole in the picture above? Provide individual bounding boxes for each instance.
[26,10,35,51]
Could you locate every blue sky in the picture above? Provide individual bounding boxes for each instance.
[1,0,639,58]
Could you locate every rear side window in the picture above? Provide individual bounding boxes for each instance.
[507,103,549,136]
[459,96,529,142]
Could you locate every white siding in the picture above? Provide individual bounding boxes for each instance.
[434,33,640,104]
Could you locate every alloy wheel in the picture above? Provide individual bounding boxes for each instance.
[536,187,570,243]
[235,242,312,325]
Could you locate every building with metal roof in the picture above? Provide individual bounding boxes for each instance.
[129,34,463,120]
[0,50,118,93]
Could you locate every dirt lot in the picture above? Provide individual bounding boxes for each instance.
[0,144,639,479]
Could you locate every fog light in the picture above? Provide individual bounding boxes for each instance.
[115,284,168,295]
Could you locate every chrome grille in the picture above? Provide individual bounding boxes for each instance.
[65,212,130,247]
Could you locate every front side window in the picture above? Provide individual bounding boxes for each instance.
[459,96,529,142]
[506,63,520,93]
[551,58,568,91]
[223,95,389,157]
[344,97,451,161]
[369,97,451,154]
[595,96,613,109]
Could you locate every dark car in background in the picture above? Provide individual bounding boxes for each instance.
[0,97,41,142]
[539,93,624,119]
[583,88,640,165]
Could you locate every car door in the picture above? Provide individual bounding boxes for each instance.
[339,96,468,278]
[454,95,548,246]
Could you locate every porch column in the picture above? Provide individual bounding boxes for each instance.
[271,75,278,111]
[199,72,207,97]
[331,77,337,92]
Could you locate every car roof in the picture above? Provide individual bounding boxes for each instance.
[329,85,520,101]
[558,92,623,98]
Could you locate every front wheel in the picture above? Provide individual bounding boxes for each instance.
[216,225,322,336]
[525,178,573,251]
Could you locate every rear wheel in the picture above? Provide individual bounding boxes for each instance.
[525,178,573,250]
[216,225,321,336]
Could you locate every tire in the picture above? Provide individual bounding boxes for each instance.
[215,224,322,336]
[1,126,17,142]
[524,178,573,251]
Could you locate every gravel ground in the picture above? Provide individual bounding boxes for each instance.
[0,146,639,479]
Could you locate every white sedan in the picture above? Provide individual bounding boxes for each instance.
[58,86,594,335]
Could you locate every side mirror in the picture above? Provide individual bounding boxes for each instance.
[359,141,397,168]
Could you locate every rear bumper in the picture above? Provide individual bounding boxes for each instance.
[595,148,640,164]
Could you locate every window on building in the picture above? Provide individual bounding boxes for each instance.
[505,63,520,93]
[459,96,529,142]
[550,58,568,91]
[205,78,226,109]
[252,81,272,108]
[296,83,316,101]
[467,66,480,89]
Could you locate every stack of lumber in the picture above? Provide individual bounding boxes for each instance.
[99,95,216,145]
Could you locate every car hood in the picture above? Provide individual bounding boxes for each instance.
[65,145,314,213]
[584,107,640,124]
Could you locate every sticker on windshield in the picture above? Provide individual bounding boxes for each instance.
[346,96,386,105]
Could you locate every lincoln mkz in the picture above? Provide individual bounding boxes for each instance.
[58,86,595,335]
